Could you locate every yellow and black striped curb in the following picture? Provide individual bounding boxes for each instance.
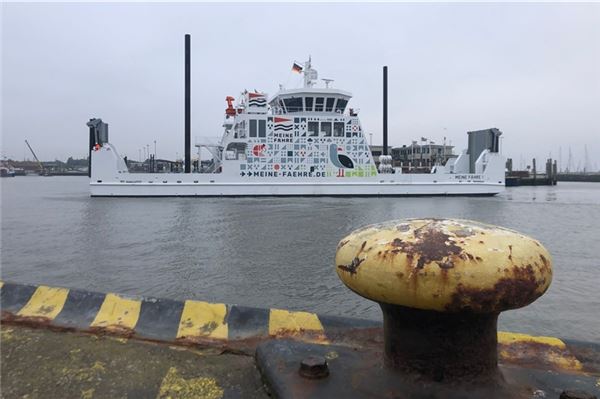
[0,281,378,345]
[1,280,599,376]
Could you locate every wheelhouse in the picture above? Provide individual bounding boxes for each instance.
[269,88,351,115]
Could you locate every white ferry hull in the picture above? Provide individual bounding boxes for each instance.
[90,181,504,197]
[89,143,505,197]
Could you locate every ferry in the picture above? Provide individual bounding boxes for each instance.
[88,45,505,197]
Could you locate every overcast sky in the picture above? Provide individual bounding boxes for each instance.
[2,2,599,170]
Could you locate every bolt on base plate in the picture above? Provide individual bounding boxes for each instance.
[256,339,599,399]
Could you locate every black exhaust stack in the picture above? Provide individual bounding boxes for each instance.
[88,120,94,177]
[86,118,108,178]
[184,34,191,173]
[383,66,388,156]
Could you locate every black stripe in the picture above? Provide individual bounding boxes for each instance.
[135,298,185,341]
[0,283,37,313]
[319,314,381,330]
[53,289,106,328]
[227,305,270,340]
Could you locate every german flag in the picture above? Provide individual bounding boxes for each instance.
[292,62,303,73]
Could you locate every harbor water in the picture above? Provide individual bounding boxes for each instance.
[1,177,599,343]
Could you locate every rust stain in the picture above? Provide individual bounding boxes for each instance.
[391,224,463,269]
[436,260,454,269]
[337,257,365,275]
[1,313,56,329]
[268,327,327,342]
[508,245,513,261]
[89,325,136,338]
[336,239,349,250]
[446,265,541,312]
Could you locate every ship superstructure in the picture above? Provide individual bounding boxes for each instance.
[212,59,377,182]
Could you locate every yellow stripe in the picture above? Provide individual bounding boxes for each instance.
[498,331,566,348]
[90,293,141,330]
[269,309,325,336]
[176,300,228,340]
[17,285,69,319]
[498,331,583,371]
[0,281,3,289]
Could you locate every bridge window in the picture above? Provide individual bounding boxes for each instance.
[315,97,324,112]
[321,122,332,137]
[334,122,344,137]
[305,97,313,111]
[284,97,302,113]
[308,121,319,136]
[259,120,266,137]
[249,119,257,137]
[335,99,348,113]
[325,98,335,112]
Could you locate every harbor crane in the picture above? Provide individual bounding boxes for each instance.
[24,139,46,175]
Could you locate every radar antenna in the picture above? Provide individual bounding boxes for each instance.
[322,78,334,88]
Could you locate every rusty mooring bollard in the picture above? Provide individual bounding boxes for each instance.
[335,219,553,383]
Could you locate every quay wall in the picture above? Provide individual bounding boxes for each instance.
[0,281,377,348]
[1,280,598,376]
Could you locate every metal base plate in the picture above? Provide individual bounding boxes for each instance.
[256,340,600,399]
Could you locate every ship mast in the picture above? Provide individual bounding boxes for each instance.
[303,57,318,88]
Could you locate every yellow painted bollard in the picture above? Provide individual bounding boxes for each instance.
[335,218,552,383]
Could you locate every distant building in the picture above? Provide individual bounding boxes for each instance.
[368,145,393,165]
[390,142,455,172]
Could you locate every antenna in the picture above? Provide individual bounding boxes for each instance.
[322,78,334,88]
[302,57,318,88]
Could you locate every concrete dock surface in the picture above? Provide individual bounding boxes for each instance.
[1,325,268,399]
